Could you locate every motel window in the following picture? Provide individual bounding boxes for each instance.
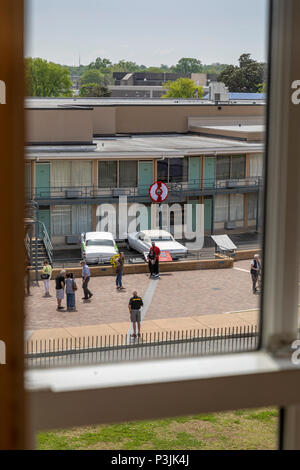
[119,160,138,187]
[51,161,92,187]
[51,205,71,236]
[214,194,244,222]
[71,205,92,234]
[229,194,244,221]
[248,192,258,220]
[216,155,230,180]
[51,205,92,236]
[216,155,246,180]
[157,159,168,183]
[249,153,263,178]
[214,194,229,222]
[158,158,188,184]
[98,161,117,188]
[169,158,188,183]
[231,155,246,180]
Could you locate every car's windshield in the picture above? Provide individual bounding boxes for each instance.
[86,240,114,247]
[151,236,173,242]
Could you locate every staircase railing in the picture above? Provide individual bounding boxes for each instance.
[38,221,53,266]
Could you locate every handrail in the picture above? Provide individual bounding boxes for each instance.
[38,221,53,265]
[33,177,263,200]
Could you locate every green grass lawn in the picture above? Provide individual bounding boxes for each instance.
[37,408,278,450]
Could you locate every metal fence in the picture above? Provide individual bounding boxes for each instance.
[25,325,259,369]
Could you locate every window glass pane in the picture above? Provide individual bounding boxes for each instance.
[169,158,188,183]
[51,205,71,236]
[25,0,268,379]
[249,153,263,178]
[157,159,168,183]
[71,205,92,234]
[230,194,244,221]
[71,161,92,187]
[98,161,117,188]
[248,193,258,220]
[216,156,230,180]
[51,161,71,187]
[231,155,246,179]
[215,194,229,222]
[119,160,137,187]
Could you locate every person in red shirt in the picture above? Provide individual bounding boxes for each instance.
[148,242,161,278]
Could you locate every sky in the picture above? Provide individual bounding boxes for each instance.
[26,0,268,67]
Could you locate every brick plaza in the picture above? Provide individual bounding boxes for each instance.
[25,260,261,332]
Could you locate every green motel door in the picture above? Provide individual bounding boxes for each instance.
[204,157,215,189]
[35,163,50,198]
[204,197,213,233]
[189,157,201,189]
[138,161,153,196]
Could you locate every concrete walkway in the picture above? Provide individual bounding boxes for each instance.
[25,308,260,345]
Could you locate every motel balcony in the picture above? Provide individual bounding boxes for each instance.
[28,177,263,205]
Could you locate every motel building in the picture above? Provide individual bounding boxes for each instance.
[25,98,264,253]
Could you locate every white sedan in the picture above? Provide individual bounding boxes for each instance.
[127,229,188,259]
[81,231,118,265]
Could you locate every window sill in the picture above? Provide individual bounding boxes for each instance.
[26,350,300,431]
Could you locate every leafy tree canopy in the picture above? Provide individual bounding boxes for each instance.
[174,58,203,75]
[162,78,204,99]
[80,69,107,86]
[79,83,111,98]
[110,61,144,73]
[88,57,112,72]
[218,53,266,93]
[25,58,73,97]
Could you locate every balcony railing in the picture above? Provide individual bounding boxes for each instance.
[29,177,263,201]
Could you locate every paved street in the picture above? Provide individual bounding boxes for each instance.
[25,260,261,331]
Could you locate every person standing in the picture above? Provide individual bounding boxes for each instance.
[55,270,66,310]
[148,242,161,278]
[65,272,77,312]
[250,254,261,294]
[41,260,52,297]
[128,291,143,338]
[115,252,125,290]
[80,260,93,300]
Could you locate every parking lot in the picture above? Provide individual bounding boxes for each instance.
[25,260,262,331]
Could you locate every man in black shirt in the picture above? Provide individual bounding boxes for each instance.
[128,291,144,338]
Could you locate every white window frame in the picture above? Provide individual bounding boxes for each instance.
[26,1,300,449]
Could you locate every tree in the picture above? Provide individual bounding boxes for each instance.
[218,53,266,93]
[25,58,73,97]
[80,69,107,86]
[88,57,112,72]
[79,83,111,97]
[162,78,204,99]
[174,58,203,75]
[110,60,143,73]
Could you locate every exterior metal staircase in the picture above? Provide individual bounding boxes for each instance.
[25,202,53,281]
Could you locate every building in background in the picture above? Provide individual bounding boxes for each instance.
[25,98,264,250]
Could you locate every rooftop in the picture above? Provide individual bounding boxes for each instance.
[26,133,264,160]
